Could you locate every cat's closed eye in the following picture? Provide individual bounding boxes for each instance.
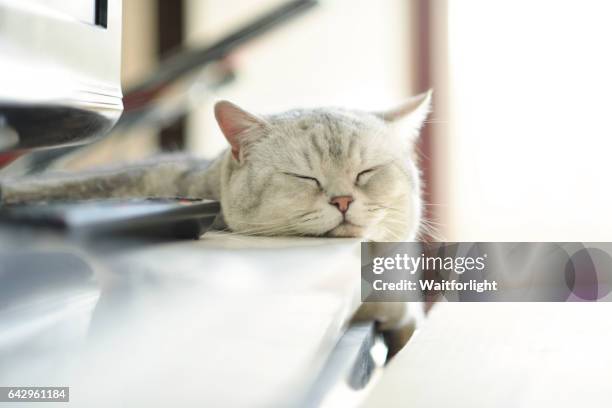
[283,172,321,188]
[356,168,377,185]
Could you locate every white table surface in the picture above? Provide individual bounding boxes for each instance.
[1,231,362,407]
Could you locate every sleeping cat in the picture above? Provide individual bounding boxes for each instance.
[0,92,432,355]
[0,91,432,242]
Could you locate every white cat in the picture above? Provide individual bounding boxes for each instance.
[1,91,432,242]
[0,92,433,355]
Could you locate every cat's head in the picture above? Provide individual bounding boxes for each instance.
[213,92,432,241]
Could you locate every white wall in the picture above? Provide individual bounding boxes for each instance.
[184,0,413,158]
[441,0,612,241]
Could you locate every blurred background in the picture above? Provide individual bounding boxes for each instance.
[63,0,612,241]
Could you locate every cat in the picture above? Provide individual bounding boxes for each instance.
[0,91,432,243]
[0,93,433,356]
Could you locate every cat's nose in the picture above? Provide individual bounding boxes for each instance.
[330,196,354,214]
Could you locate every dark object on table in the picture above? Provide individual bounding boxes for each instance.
[0,198,220,240]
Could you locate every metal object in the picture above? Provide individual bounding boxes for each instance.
[0,0,123,152]
[304,323,386,407]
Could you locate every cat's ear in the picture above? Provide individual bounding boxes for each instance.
[374,90,432,140]
[214,100,269,162]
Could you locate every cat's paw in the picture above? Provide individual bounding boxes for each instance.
[352,302,424,359]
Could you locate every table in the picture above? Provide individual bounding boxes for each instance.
[0,230,363,407]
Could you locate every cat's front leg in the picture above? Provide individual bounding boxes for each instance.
[0,168,153,205]
[352,301,424,359]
